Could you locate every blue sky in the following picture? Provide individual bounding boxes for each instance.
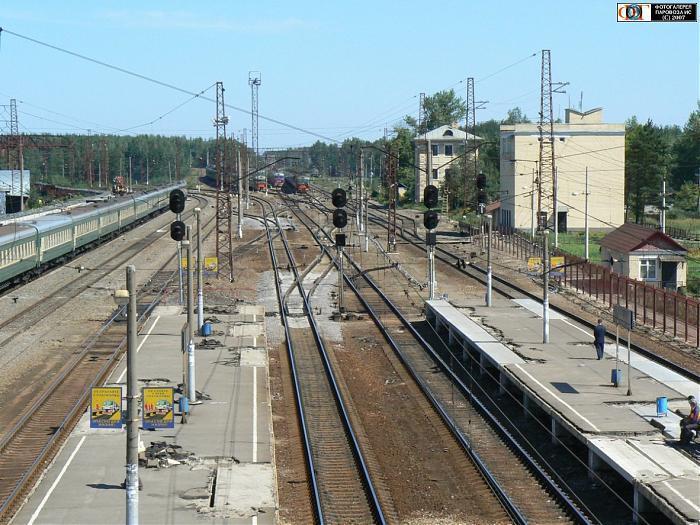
[0,0,698,149]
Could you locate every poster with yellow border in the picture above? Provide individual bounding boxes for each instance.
[90,387,123,429]
[550,256,565,269]
[142,387,174,429]
[527,257,542,272]
[204,257,218,273]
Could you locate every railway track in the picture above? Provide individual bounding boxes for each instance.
[255,196,387,524]
[313,185,700,384]
[0,197,216,524]
[287,196,590,524]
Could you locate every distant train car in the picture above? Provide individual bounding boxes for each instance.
[296,176,311,193]
[269,172,285,188]
[255,174,268,192]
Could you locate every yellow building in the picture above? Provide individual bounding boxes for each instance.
[413,125,479,203]
[499,108,625,232]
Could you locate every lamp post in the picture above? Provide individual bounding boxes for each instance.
[194,208,204,333]
[542,230,550,343]
[114,266,138,525]
[486,214,493,307]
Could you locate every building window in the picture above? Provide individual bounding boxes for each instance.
[431,144,439,156]
[432,169,439,180]
[640,259,657,280]
[444,144,453,156]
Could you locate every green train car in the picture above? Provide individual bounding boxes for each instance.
[0,183,184,288]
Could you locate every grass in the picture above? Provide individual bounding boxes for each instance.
[551,232,604,263]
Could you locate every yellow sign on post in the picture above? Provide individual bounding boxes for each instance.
[142,387,175,429]
[550,256,565,269]
[204,257,218,273]
[90,387,123,429]
[527,257,542,272]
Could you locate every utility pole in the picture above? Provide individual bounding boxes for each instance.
[584,167,589,260]
[146,157,149,186]
[466,78,475,208]
[538,50,555,233]
[543,230,550,343]
[125,265,139,525]
[214,81,234,282]
[195,208,204,334]
[185,226,196,403]
[486,214,493,307]
[358,149,365,236]
[661,178,666,234]
[237,146,243,239]
[531,168,536,238]
[554,167,559,248]
[128,156,133,193]
[386,145,397,252]
[249,71,261,175]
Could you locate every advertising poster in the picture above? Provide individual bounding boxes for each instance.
[90,387,123,429]
[142,387,175,430]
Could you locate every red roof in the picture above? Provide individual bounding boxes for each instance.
[600,223,687,254]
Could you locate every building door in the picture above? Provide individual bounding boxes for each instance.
[661,262,677,290]
[557,211,567,233]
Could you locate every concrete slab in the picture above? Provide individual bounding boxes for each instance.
[631,404,684,439]
[588,437,671,483]
[512,298,567,320]
[641,477,700,524]
[15,306,276,525]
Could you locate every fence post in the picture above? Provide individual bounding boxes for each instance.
[663,291,667,334]
[653,290,656,328]
[673,295,677,338]
[625,278,629,309]
[634,282,638,322]
[684,297,688,342]
[696,302,699,348]
[609,273,613,308]
[595,266,599,300]
[643,285,647,325]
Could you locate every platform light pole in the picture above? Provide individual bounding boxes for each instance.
[195,208,204,333]
[116,266,139,525]
[185,227,196,403]
[542,230,550,343]
[486,214,493,307]
[237,147,243,239]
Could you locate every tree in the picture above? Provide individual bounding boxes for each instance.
[673,181,699,214]
[625,118,672,222]
[671,104,700,190]
[405,89,466,134]
[501,107,531,125]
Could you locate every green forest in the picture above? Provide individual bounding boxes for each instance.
[2,92,699,227]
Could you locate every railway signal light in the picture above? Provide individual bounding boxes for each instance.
[331,188,347,208]
[333,209,348,229]
[424,210,439,230]
[423,185,439,209]
[169,189,185,214]
[476,172,487,214]
[170,220,186,241]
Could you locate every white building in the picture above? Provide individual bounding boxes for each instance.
[413,125,480,203]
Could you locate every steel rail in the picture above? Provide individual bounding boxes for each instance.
[317,186,700,384]
[0,197,216,522]
[255,196,386,525]
[292,195,593,525]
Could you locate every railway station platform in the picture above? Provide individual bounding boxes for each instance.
[426,298,700,525]
[14,304,275,525]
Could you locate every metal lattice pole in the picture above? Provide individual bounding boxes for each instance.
[538,50,555,230]
[386,146,397,252]
[466,78,476,209]
[249,72,261,173]
[214,81,233,281]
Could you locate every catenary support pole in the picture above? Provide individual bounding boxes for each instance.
[626,328,632,396]
[615,324,620,387]
[584,166,589,260]
[126,265,139,525]
[195,208,204,333]
[486,214,493,307]
[543,230,550,343]
[530,169,536,239]
[553,167,558,248]
[237,148,243,238]
[185,227,196,403]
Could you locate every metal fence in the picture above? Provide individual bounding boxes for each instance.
[492,226,700,347]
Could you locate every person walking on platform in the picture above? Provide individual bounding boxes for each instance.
[593,319,606,360]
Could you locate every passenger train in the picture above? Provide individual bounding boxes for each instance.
[0,183,185,288]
